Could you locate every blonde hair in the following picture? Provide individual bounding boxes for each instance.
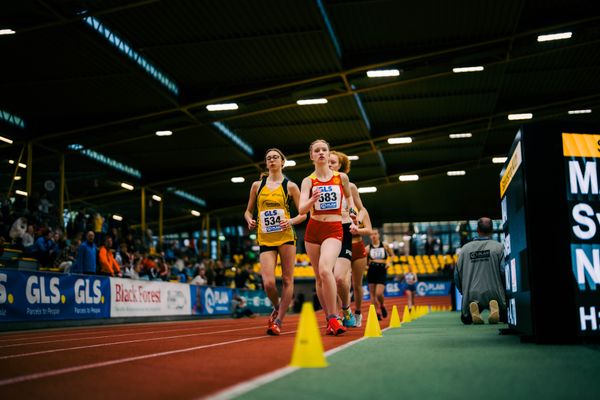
[330,150,350,174]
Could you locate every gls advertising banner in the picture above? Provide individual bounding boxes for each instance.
[362,281,451,300]
[110,278,191,317]
[0,270,110,321]
[190,286,232,315]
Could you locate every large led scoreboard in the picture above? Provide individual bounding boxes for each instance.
[500,124,600,342]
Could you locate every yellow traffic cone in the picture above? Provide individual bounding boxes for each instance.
[364,304,383,337]
[290,302,328,368]
[402,305,412,323]
[389,305,401,328]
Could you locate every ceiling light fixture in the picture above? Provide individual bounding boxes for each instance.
[152,195,162,202]
[449,133,472,139]
[388,137,412,144]
[296,98,328,105]
[452,66,484,73]
[284,160,297,167]
[231,177,245,183]
[447,170,466,176]
[155,130,172,136]
[507,113,533,120]
[366,69,400,78]
[492,157,508,164]
[348,155,360,161]
[112,214,123,221]
[537,32,572,42]
[120,182,134,191]
[206,103,239,111]
[15,190,27,196]
[191,210,201,217]
[399,174,419,182]
[358,186,377,193]
[0,29,16,35]
[0,135,13,144]
[568,109,592,115]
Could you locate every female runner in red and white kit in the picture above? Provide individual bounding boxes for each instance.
[299,139,357,335]
[245,148,306,335]
[329,151,372,327]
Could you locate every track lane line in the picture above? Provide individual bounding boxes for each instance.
[0,325,273,360]
[0,330,297,387]
[205,328,391,400]
[0,319,293,348]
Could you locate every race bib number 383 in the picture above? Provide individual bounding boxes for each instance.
[260,209,285,233]
[314,185,342,211]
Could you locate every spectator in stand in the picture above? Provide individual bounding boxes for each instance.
[21,225,35,250]
[214,260,226,286]
[31,229,57,267]
[99,236,121,277]
[235,263,251,289]
[139,251,159,280]
[157,253,170,281]
[55,239,79,273]
[190,266,208,286]
[72,231,97,275]
[9,217,27,248]
[93,212,104,245]
[0,235,5,258]
[204,259,215,285]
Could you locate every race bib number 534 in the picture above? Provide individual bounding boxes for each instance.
[260,209,285,233]
[314,185,342,211]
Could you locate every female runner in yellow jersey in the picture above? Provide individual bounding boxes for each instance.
[244,148,306,335]
[299,139,357,336]
[329,151,372,327]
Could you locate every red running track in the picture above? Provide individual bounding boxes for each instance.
[0,296,450,399]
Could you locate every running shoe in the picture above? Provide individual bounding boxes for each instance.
[381,305,388,318]
[266,320,281,336]
[268,307,279,325]
[342,308,357,327]
[354,313,362,327]
[469,301,483,324]
[326,317,347,336]
[488,300,500,324]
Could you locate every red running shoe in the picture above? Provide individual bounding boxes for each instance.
[266,321,281,336]
[268,308,279,325]
[326,318,347,336]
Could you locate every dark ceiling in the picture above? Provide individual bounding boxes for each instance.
[2,0,600,233]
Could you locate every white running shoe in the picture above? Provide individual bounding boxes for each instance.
[354,313,362,327]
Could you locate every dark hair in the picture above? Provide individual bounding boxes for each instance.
[477,218,493,235]
[260,148,287,179]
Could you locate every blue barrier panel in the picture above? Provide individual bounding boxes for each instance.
[234,289,273,314]
[190,285,232,316]
[0,270,110,321]
[361,280,451,300]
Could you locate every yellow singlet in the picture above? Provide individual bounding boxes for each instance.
[256,180,296,247]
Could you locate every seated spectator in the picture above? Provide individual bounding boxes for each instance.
[31,229,57,267]
[54,239,79,273]
[98,236,121,277]
[235,263,251,289]
[138,251,159,280]
[231,294,256,319]
[9,216,27,243]
[0,235,5,258]
[190,267,208,286]
[22,224,35,250]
